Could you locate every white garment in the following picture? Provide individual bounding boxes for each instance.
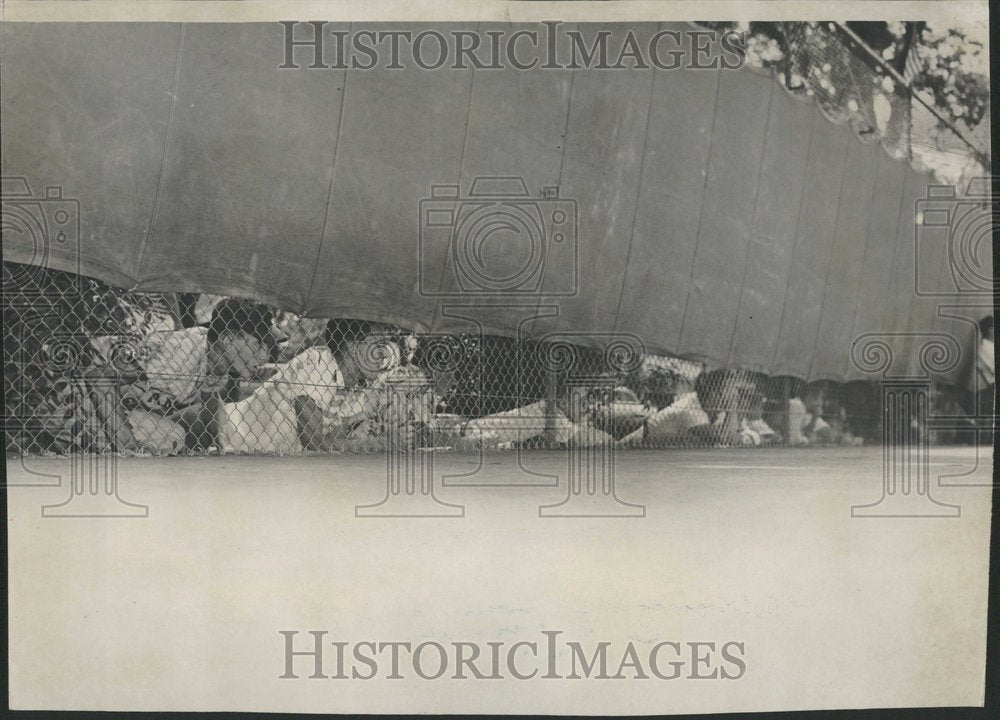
[746,417,776,439]
[644,391,710,442]
[217,347,343,454]
[787,397,810,445]
[193,294,226,324]
[810,415,832,441]
[141,326,209,404]
[565,418,618,448]
[977,338,994,388]
[127,408,186,455]
[462,400,564,446]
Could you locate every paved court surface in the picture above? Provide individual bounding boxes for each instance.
[6,446,993,714]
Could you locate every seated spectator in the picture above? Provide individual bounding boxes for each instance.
[960,315,995,441]
[270,309,329,362]
[620,369,710,446]
[70,293,190,455]
[123,403,187,454]
[177,298,276,449]
[215,342,340,454]
[458,399,563,450]
[706,413,767,446]
[588,385,648,440]
[447,384,612,451]
[787,386,836,446]
[8,265,185,455]
[787,396,811,445]
[826,405,864,446]
[625,361,678,412]
[806,414,833,444]
[555,384,618,448]
[126,325,210,412]
[217,319,430,454]
[803,386,834,444]
[744,393,778,445]
[81,299,261,455]
[691,368,761,447]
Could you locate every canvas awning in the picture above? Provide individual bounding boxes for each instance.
[2,22,987,382]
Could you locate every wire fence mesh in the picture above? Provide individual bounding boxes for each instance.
[3,262,983,457]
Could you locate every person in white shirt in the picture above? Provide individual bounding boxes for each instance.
[621,370,710,446]
[216,319,428,454]
[686,368,762,447]
[177,298,277,450]
[967,315,994,423]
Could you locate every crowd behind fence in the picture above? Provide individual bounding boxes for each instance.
[2,262,984,457]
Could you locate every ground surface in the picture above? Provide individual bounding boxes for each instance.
[6,446,994,714]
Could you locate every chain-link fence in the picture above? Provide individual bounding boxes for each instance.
[4,262,983,457]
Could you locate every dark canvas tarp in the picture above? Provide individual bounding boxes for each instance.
[1,22,986,382]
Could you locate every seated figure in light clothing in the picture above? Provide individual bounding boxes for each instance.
[636,370,711,445]
[217,318,429,454]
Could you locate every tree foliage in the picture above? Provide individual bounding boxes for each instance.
[735,21,989,132]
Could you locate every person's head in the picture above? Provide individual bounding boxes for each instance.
[206,299,274,378]
[978,315,993,342]
[633,366,682,410]
[271,310,328,361]
[400,333,419,364]
[326,318,402,384]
